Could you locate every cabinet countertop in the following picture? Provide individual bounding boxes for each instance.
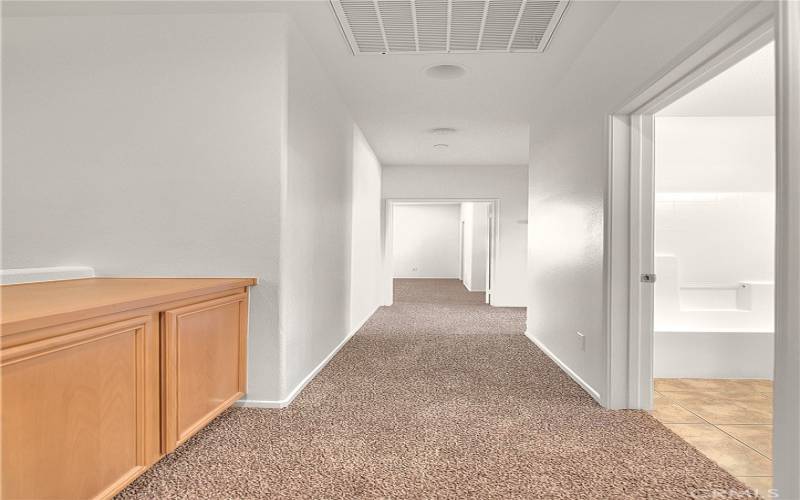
[1,277,257,336]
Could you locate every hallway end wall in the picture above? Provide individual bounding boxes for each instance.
[392,204,461,279]
[382,165,528,307]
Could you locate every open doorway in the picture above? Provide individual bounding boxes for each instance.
[647,42,776,494]
[384,199,498,306]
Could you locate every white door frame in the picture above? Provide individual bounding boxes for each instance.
[607,1,800,497]
[606,0,775,409]
[383,198,500,306]
[773,1,800,497]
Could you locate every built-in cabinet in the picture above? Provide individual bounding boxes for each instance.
[161,293,248,452]
[1,278,255,499]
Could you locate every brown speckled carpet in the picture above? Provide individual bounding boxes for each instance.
[118,279,754,499]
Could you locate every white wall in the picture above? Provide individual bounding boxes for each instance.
[392,204,461,278]
[2,12,385,405]
[281,23,353,396]
[1,12,287,402]
[526,1,744,401]
[383,165,528,307]
[461,202,489,292]
[350,127,384,331]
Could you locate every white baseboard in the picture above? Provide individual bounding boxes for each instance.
[524,330,602,404]
[490,301,526,308]
[1,266,94,285]
[233,398,287,409]
[236,307,378,409]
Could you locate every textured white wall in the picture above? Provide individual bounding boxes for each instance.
[526,1,743,400]
[2,13,385,404]
[1,12,287,402]
[383,165,528,307]
[281,22,358,396]
[350,127,384,330]
[392,204,461,278]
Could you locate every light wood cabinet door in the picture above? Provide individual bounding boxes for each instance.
[1,315,159,500]
[162,293,248,452]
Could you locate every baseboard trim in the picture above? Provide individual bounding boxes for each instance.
[524,330,602,404]
[236,306,378,409]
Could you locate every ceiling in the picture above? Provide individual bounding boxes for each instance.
[5,0,620,167]
[659,41,775,117]
[280,0,618,166]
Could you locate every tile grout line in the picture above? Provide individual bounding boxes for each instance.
[714,425,774,462]
[658,391,775,464]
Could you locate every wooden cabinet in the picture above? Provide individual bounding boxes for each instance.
[162,293,248,452]
[1,278,255,499]
[1,316,159,500]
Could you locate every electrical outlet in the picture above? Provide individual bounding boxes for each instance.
[577,331,586,351]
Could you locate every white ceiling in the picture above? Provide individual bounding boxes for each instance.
[4,0,619,167]
[279,0,618,166]
[659,41,775,117]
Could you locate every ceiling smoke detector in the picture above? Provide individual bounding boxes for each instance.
[331,0,570,56]
[425,64,468,79]
[430,127,458,135]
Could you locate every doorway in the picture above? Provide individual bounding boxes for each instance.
[383,199,498,306]
[646,42,776,494]
[604,4,800,496]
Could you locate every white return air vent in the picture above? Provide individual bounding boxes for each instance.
[331,0,569,55]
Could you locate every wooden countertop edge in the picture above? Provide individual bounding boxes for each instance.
[1,277,257,337]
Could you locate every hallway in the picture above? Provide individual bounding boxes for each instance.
[118,280,749,499]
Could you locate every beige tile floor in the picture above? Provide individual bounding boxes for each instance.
[652,379,774,498]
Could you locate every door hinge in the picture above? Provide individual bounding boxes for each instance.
[640,273,657,283]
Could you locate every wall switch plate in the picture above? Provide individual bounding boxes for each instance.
[577,331,586,351]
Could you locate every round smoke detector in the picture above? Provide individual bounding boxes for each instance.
[430,127,458,135]
[424,64,468,80]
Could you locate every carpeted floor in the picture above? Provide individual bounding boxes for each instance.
[118,279,754,499]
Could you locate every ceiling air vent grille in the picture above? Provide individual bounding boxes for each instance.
[332,0,568,55]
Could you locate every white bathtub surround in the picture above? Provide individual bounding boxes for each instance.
[654,331,774,379]
[652,115,775,381]
[655,255,774,333]
[653,254,774,380]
